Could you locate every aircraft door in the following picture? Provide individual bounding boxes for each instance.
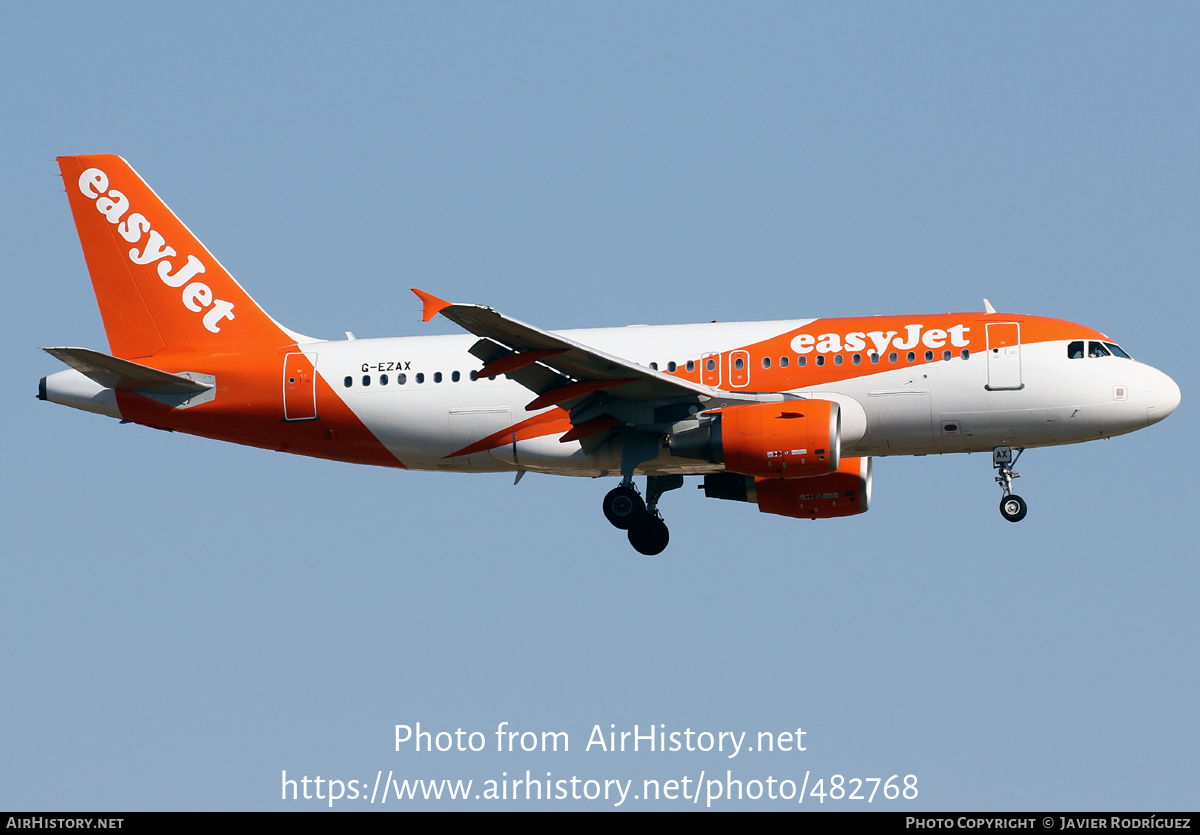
[702,352,721,387]
[283,352,319,421]
[729,350,750,387]
[985,323,1023,390]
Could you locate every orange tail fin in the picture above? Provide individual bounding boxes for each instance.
[57,155,304,359]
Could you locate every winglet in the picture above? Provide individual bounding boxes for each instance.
[412,288,452,322]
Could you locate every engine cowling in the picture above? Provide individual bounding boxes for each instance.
[702,456,872,519]
[670,399,841,479]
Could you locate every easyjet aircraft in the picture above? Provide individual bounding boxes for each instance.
[40,155,1181,555]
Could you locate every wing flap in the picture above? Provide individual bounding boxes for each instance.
[467,339,567,395]
[525,378,636,412]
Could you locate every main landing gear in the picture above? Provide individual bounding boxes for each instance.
[602,475,683,556]
[993,446,1028,523]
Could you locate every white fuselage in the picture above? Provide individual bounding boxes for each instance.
[308,320,1176,476]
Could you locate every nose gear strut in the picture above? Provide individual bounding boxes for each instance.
[993,446,1028,522]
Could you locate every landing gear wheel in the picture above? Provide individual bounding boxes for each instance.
[627,516,670,556]
[603,485,645,530]
[999,494,1028,523]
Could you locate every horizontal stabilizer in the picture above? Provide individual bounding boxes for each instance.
[42,347,212,394]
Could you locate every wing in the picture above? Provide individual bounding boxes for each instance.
[412,289,785,449]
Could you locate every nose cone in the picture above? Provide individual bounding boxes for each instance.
[1146,369,1181,425]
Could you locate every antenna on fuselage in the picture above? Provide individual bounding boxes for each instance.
[983,299,996,314]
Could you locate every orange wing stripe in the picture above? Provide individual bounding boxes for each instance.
[559,415,621,443]
[477,349,568,379]
[525,378,636,411]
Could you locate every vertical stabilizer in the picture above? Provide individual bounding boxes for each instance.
[57,155,303,359]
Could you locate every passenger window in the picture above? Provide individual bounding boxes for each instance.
[398,373,407,385]
[779,356,789,368]
[469,371,477,381]
[734,357,745,370]
[924,350,933,362]
[960,349,970,359]
[1068,341,1085,359]
[852,354,861,365]
[434,372,443,383]
[889,352,898,363]
[706,359,716,371]
[649,362,658,370]
[943,350,951,361]
[762,357,771,369]
[833,355,843,366]
[343,376,352,388]
[380,374,388,385]
[452,371,461,382]
[906,351,916,362]
[798,356,807,368]
[416,373,425,384]
[870,353,880,364]
[685,361,693,372]
[362,375,371,387]
[816,355,825,367]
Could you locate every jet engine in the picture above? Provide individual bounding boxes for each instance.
[701,456,872,519]
[669,399,841,479]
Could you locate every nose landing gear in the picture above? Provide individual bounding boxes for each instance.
[602,475,682,555]
[993,446,1028,522]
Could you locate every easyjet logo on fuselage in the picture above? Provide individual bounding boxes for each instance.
[790,323,971,355]
[77,168,236,334]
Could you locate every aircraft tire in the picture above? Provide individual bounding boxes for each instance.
[627,516,669,556]
[999,494,1028,523]
[603,485,646,530]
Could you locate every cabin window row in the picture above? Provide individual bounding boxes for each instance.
[649,349,970,372]
[343,370,498,388]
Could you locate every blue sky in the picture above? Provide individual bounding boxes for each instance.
[2,2,1197,810]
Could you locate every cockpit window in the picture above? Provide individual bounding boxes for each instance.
[1071,339,1132,360]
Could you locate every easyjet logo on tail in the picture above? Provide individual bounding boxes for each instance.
[77,168,236,334]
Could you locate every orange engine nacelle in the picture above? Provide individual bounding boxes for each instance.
[669,399,841,479]
[702,456,872,519]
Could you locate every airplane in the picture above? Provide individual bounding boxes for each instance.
[39,155,1181,555]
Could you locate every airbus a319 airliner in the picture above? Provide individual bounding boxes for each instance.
[40,155,1181,555]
